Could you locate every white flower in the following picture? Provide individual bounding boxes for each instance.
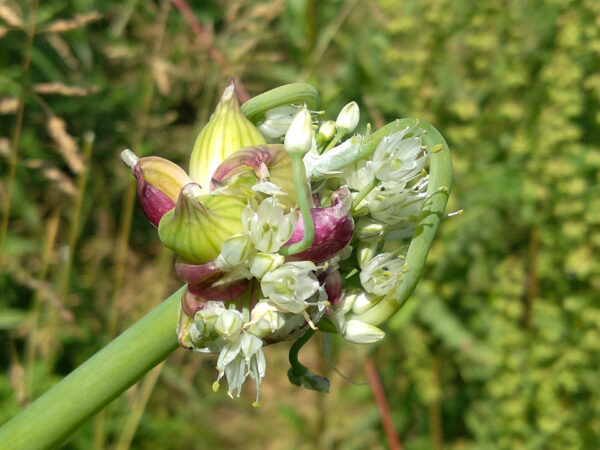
[336,101,359,134]
[257,105,298,140]
[360,252,407,296]
[243,198,297,253]
[284,106,314,156]
[372,129,426,183]
[261,261,319,313]
[214,333,266,404]
[343,158,375,192]
[366,177,428,225]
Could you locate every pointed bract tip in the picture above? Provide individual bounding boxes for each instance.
[222,80,236,101]
[181,182,203,199]
[121,149,139,169]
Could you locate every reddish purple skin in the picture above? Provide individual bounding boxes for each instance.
[177,259,250,317]
[318,268,343,305]
[181,288,207,318]
[182,278,250,317]
[175,259,222,284]
[285,187,354,263]
[210,145,284,191]
[323,269,343,306]
[134,164,175,227]
[187,278,249,302]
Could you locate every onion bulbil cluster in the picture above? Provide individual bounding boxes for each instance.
[122,80,449,404]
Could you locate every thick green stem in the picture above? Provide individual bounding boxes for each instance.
[0,287,184,450]
[279,153,315,256]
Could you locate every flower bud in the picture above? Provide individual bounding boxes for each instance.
[316,120,336,144]
[249,252,285,279]
[355,217,387,242]
[343,319,385,344]
[189,80,266,189]
[189,318,205,346]
[335,101,359,135]
[121,149,192,226]
[218,233,252,268]
[196,301,227,333]
[215,310,243,341]
[250,302,286,335]
[158,183,245,264]
[357,240,379,269]
[350,290,382,315]
[284,106,313,156]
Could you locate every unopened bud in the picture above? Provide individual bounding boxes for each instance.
[189,319,205,346]
[250,252,285,279]
[335,101,359,135]
[355,217,387,241]
[284,106,313,156]
[351,290,382,315]
[343,319,385,344]
[251,302,286,335]
[218,233,252,268]
[214,310,243,341]
[257,105,298,140]
[356,239,380,269]
[316,120,336,144]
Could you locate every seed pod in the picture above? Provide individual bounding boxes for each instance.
[158,183,246,264]
[121,149,192,226]
[189,80,266,190]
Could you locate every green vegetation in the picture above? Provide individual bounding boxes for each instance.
[1,0,599,448]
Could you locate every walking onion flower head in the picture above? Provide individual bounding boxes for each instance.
[121,80,452,404]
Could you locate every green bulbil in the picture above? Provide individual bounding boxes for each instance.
[158,184,245,264]
[189,80,266,190]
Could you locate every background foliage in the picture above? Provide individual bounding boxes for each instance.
[1,0,599,448]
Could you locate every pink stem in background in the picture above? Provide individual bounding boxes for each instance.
[365,358,403,450]
[171,0,251,103]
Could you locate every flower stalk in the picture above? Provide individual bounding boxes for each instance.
[0,287,184,450]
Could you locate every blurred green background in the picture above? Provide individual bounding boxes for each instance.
[1,0,600,448]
